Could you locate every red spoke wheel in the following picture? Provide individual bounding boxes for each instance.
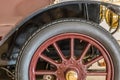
[16,19,120,80]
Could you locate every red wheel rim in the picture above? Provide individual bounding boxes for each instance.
[29,33,114,80]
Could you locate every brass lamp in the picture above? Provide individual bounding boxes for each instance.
[102,0,120,29]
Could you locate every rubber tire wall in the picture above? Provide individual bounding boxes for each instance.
[15,19,120,80]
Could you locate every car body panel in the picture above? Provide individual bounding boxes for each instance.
[0,0,54,39]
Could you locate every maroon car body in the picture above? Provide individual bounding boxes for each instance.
[0,0,54,39]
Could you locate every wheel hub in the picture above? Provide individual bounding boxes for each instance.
[57,59,86,80]
[66,70,78,80]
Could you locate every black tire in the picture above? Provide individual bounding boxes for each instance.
[15,19,120,80]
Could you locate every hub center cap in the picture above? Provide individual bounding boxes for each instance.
[66,70,78,80]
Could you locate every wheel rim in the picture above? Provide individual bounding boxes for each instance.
[29,33,114,80]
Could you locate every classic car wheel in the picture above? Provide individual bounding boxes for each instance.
[16,19,120,80]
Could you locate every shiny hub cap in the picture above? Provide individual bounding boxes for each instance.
[29,33,114,80]
[66,70,78,80]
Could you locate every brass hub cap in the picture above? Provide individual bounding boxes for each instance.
[66,70,78,80]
